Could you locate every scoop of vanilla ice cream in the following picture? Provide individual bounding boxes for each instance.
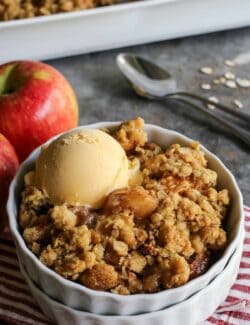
[35,128,129,208]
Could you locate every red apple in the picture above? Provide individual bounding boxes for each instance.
[0,133,19,231]
[0,61,79,161]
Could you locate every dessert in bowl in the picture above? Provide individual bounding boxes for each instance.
[17,232,244,325]
[8,118,244,315]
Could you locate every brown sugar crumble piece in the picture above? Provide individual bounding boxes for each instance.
[19,117,230,294]
[113,117,147,152]
[50,205,77,230]
[80,263,118,290]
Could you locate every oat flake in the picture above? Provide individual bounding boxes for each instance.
[233,99,243,109]
[201,83,211,90]
[224,60,235,67]
[200,67,214,75]
[208,96,219,104]
[225,80,237,88]
[224,72,235,80]
[207,104,215,110]
[236,78,250,88]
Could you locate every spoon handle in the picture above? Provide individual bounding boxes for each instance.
[173,92,250,124]
[169,96,250,147]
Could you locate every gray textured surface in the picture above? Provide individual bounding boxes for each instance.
[48,27,250,204]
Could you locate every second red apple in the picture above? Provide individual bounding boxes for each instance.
[0,133,19,230]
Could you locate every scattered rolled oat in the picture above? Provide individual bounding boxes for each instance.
[198,60,246,111]
[224,60,235,67]
[201,83,211,90]
[200,67,214,75]
[207,96,219,110]
[236,78,250,88]
[208,96,219,104]
[207,104,215,110]
[219,77,226,84]
[225,80,237,89]
[224,72,235,80]
[213,79,221,85]
[233,99,243,109]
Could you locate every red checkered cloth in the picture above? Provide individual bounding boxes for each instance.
[0,207,250,325]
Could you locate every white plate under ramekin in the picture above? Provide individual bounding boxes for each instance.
[18,229,244,325]
[8,122,244,316]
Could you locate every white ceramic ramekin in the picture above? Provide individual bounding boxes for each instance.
[8,122,244,316]
[18,229,244,325]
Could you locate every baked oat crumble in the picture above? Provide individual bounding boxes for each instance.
[19,117,230,294]
[0,0,123,21]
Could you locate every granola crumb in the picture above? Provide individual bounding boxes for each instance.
[80,263,118,290]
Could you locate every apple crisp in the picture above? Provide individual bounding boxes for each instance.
[19,117,230,294]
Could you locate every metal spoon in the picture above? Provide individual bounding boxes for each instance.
[116,53,250,147]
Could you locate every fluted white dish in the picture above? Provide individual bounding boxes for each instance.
[8,122,244,315]
[18,230,244,325]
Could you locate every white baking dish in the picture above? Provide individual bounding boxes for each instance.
[1,0,250,63]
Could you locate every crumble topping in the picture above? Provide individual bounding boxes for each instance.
[19,117,230,294]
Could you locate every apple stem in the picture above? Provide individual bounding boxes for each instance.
[0,64,17,95]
